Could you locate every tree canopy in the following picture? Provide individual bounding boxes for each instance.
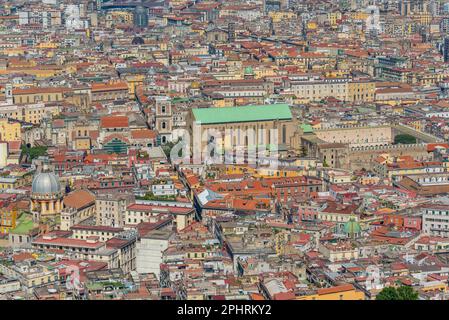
[21,144,48,162]
[394,134,417,145]
[376,286,419,300]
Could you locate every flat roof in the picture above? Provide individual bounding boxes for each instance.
[192,104,292,125]
[143,229,173,240]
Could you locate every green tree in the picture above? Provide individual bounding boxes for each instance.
[397,286,419,300]
[21,144,48,162]
[376,286,418,300]
[376,287,400,300]
[161,141,176,159]
[161,139,185,160]
[394,134,416,145]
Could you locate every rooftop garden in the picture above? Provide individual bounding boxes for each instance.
[10,213,35,235]
[136,192,177,202]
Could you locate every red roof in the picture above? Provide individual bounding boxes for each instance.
[33,236,104,249]
[100,116,129,129]
[91,81,128,92]
[317,284,355,295]
[427,143,449,152]
[131,129,157,140]
[127,203,193,215]
[273,292,295,300]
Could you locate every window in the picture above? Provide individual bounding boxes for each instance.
[282,125,286,144]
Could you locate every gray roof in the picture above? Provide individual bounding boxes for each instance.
[197,189,224,206]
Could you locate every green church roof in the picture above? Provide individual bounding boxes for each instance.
[344,218,361,235]
[301,123,313,133]
[244,66,254,75]
[192,104,292,125]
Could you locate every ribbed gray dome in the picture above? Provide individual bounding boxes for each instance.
[31,172,61,194]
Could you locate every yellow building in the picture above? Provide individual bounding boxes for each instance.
[0,67,61,79]
[219,163,313,179]
[325,70,350,78]
[211,98,228,108]
[106,11,134,27]
[347,80,376,102]
[0,205,17,234]
[291,79,375,103]
[254,167,304,178]
[328,11,342,26]
[191,26,206,37]
[253,65,277,79]
[36,42,59,49]
[414,13,432,25]
[0,48,26,56]
[0,118,20,142]
[0,263,58,289]
[420,282,448,294]
[123,74,144,99]
[359,175,381,185]
[407,70,444,86]
[74,137,91,151]
[224,164,256,176]
[12,87,66,104]
[296,284,365,300]
[351,11,369,21]
[186,290,204,300]
[275,231,290,255]
[319,241,359,262]
[269,11,296,23]
[0,177,23,190]
[307,21,317,30]
[405,120,424,132]
[0,103,60,124]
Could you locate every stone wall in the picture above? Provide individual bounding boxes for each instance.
[347,143,432,171]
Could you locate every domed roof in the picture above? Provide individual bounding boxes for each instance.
[32,172,61,195]
[344,218,361,235]
[191,81,200,89]
[135,5,146,13]
[244,66,254,75]
[132,36,144,45]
